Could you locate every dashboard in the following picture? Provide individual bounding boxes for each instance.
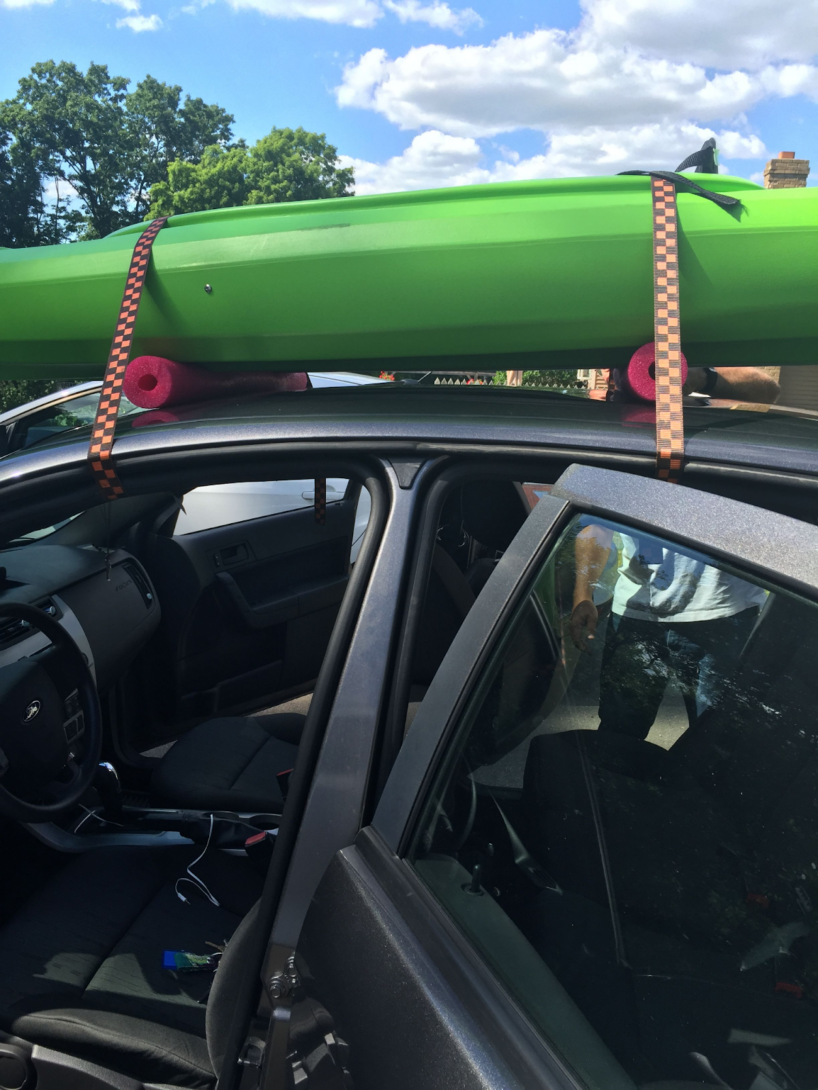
[0,544,160,690]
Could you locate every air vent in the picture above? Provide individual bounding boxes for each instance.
[122,562,154,609]
[0,616,29,649]
[0,599,58,649]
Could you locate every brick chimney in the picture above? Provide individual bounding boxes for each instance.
[764,151,810,189]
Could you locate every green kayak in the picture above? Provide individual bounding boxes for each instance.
[0,173,815,379]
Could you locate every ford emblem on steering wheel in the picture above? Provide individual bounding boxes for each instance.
[22,700,41,723]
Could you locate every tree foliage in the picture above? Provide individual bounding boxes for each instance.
[148,127,354,217]
[1,61,234,240]
[492,369,587,389]
[1,129,46,248]
[0,378,80,414]
[124,74,234,221]
[1,60,355,248]
[0,126,78,247]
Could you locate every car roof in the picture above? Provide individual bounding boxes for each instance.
[3,383,818,487]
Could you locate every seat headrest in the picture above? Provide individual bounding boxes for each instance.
[461,481,529,552]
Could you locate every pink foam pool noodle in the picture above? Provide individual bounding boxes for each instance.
[622,342,688,402]
[123,356,307,409]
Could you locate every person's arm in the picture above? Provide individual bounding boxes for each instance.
[570,524,614,652]
[684,366,780,404]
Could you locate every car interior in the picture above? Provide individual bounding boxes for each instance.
[410,515,818,1090]
[3,448,818,1090]
[0,459,535,1090]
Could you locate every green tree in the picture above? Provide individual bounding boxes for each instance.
[246,127,354,204]
[1,129,45,248]
[492,369,587,389]
[124,74,234,220]
[2,62,132,239]
[1,61,233,239]
[147,126,354,216]
[148,143,250,216]
[0,126,79,247]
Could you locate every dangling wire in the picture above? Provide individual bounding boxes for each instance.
[176,813,221,907]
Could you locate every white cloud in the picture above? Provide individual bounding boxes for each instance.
[343,124,767,195]
[99,0,162,27]
[1,0,54,8]
[116,10,161,27]
[384,0,481,34]
[224,0,381,26]
[579,0,818,72]
[336,31,785,137]
[343,130,485,192]
[522,124,765,178]
[180,0,478,27]
[760,64,818,100]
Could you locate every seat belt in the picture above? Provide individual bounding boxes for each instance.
[88,217,168,500]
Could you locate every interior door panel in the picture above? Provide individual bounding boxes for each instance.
[143,495,356,731]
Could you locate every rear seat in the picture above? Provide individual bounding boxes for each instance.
[516,594,818,1086]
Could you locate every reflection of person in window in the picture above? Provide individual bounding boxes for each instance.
[570,525,766,739]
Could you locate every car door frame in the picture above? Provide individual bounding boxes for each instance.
[376,462,818,853]
[278,463,818,1090]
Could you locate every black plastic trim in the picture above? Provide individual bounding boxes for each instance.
[352,827,588,1090]
[268,457,443,952]
[375,458,539,802]
[215,462,391,1090]
[373,491,570,854]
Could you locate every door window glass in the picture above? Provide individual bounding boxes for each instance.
[174,478,351,536]
[410,513,818,1090]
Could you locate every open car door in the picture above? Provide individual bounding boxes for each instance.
[283,464,818,1090]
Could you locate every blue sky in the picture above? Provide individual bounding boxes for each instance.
[2,0,817,193]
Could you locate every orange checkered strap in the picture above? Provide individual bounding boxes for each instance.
[651,178,684,483]
[621,170,740,483]
[314,477,327,525]
[88,217,168,500]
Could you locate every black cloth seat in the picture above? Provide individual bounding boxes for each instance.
[152,713,302,813]
[0,845,262,1088]
[522,731,758,947]
[519,729,818,1086]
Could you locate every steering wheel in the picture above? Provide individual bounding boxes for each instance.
[0,601,102,823]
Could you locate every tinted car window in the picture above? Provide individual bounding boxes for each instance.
[175,479,351,535]
[175,480,372,562]
[410,514,818,1090]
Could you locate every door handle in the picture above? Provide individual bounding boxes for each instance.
[301,486,340,501]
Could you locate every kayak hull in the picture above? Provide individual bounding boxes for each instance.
[1,174,815,378]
